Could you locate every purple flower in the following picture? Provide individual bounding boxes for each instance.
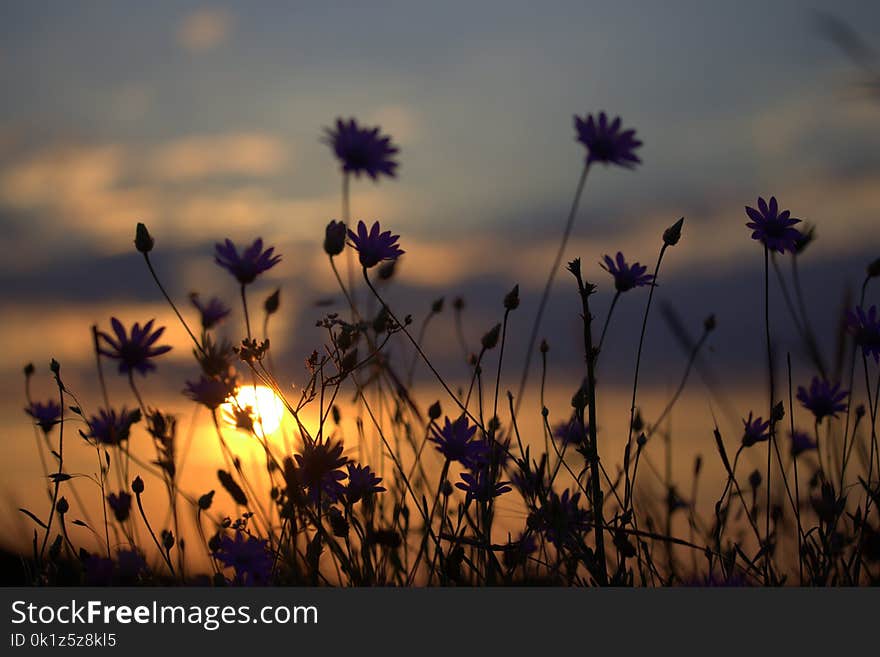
[430,415,487,466]
[107,491,132,522]
[212,532,273,585]
[190,293,231,330]
[25,400,62,434]
[214,238,281,285]
[183,376,234,410]
[455,469,511,503]
[527,489,591,548]
[796,377,849,423]
[553,418,588,447]
[789,430,817,458]
[600,252,654,292]
[324,220,348,257]
[745,196,802,254]
[846,305,880,364]
[574,112,642,169]
[87,407,141,446]
[97,318,172,376]
[293,438,348,504]
[323,117,399,180]
[344,463,385,504]
[741,412,770,448]
[347,220,405,269]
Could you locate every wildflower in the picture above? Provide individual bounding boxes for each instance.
[97,318,172,375]
[86,408,140,446]
[107,491,132,522]
[430,415,487,466]
[344,463,385,504]
[574,112,642,168]
[212,531,273,585]
[741,412,770,448]
[190,293,231,330]
[796,377,849,423]
[600,252,654,292]
[789,430,817,458]
[455,469,511,503]
[527,489,591,548]
[293,438,348,504]
[846,305,880,364]
[347,220,404,269]
[502,532,538,570]
[323,117,399,180]
[25,400,62,434]
[196,335,237,379]
[324,220,348,256]
[553,418,588,447]
[744,196,802,254]
[214,238,281,285]
[663,217,685,247]
[184,376,234,410]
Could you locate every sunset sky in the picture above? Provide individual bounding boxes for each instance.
[1,2,879,552]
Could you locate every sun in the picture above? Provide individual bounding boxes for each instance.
[221,385,285,436]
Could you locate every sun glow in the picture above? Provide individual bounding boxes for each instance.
[221,385,286,435]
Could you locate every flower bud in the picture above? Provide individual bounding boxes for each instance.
[198,490,215,510]
[24,363,35,377]
[56,497,69,515]
[504,284,520,311]
[481,323,501,350]
[132,475,145,494]
[323,220,347,256]
[663,217,684,246]
[135,222,154,254]
[704,314,717,332]
[428,401,442,420]
[867,256,880,279]
[264,288,280,315]
[50,359,60,375]
[431,297,445,314]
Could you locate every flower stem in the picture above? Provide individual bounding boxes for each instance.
[143,253,204,356]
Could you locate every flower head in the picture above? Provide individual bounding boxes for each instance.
[796,377,849,423]
[97,318,172,375]
[184,376,235,410]
[344,463,385,504]
[324,220,348,256]
[574,112,642,169]
[455,469,511,503]
[552,418,588,447]
[107,491,132,522]
[846,305,880,364]
[87,407,141,446]
[430,415,487,466]
[741,412,770,448]
[323,117,399,180]
[527,489,591,548]
[789,430,817,458]
[745,196,802,254]
[214,238,281,285]
[600,252,654,292]
[212,531,273,585]
[347,220,404,269]
[292,438,348,504]
[25,400,62,434]
[190,293,231,330]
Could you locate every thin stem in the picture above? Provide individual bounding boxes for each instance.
[597,291,621,355]
[143,253,204,356]
[763,245,775,582]
[240,284,252,339]
[516,162,590,411]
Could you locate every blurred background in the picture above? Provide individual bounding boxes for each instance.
[1,1,879,559]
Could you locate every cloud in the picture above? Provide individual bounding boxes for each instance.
[148,133,288,181]
[176,7,233,52]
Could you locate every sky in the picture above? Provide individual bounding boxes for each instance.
[0,1,879,552]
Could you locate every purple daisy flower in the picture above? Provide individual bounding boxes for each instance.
[184,376,234,410]
[600,252,654,292]
[796,377,849,423]
[741,412,770,448]
[527,489,591,548]
[190,293,231,330]
[323,117,399,180]
[574,112,642,169]
[214,238,281,285]
[430,415,487,467]
[86,407,141,446]
[107,491,132,522]
[846,305,880,364]
[293,438,348,504]
[344,463,385,504]
[552,418,588,447]
[745,196,802,254]
[97,318,172,376]
[347,220,405,269]
[324,220,348,257]
[455,469,512,503]
[212,532,273,586]
[789,430,817,458]
[25,400,62,434]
